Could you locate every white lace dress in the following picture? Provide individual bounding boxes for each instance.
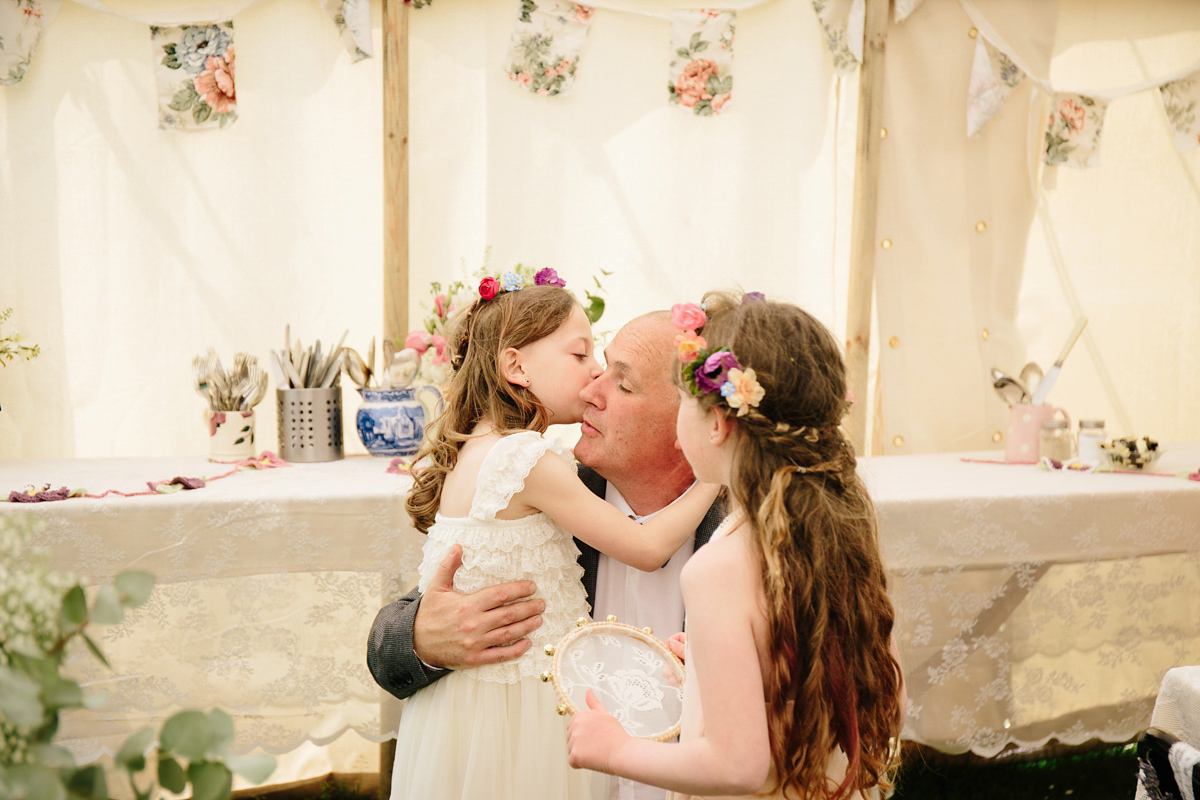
[390,431,609,800]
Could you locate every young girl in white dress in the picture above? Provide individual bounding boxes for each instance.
[567,292,906,800]
[391,275,720,800]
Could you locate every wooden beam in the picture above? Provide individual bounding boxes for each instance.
[844,0,889,456]
[382,0,409,345]
[380,12,409,796]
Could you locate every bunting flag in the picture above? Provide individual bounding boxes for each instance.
[1159,72,1200,153]
[152,22,238,131]
[811,0,861,76]
[0,0,63,85]
[894,0,924,24]
[318,0,373,62]
[967,36,1024,137]
[505,0,594,97]
[1042,93,1109,168]
[667,9,735,116]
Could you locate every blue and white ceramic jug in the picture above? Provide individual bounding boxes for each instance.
[355,386,443,457]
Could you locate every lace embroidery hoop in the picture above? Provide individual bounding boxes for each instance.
[542,616,685,742]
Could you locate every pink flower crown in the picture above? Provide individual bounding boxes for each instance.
[477,268,566,300]
[670,301,765,417]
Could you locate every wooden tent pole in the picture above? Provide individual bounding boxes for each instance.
[844,0,889,456]
[380,6,408,796]
[382,0,410,346]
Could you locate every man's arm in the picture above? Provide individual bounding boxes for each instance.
[366,544,545,700]
[367,586,447,700]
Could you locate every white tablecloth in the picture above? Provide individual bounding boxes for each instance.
[3,444,1199,766]
[0,455,421,780]
[863,443,1200,755]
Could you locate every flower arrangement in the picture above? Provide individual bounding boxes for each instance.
[401,259,611,386]
[0,307,40,368]
[0,514,275,799]
[670,301,764,417]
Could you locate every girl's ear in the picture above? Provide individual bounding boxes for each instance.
[499,346,527,387]
[710,406,736,445]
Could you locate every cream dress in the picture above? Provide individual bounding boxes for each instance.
[666,513,876,800]
[391,431,609,800]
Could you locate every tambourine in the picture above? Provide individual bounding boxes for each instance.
[541,615,685,742]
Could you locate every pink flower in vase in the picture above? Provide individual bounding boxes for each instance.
[434,293,449,319]
[431,334,448,365]
[405,330,432,353]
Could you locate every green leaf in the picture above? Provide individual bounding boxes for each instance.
[60,585,87,628]
[114,726,155,773]
[41,675,83,709]
[3,764,66,800]
[205,708,235,758]
[81,689,108,710]
[233,437,245,445]
[162,43,181,70]
[114,572,154,607]
[225,753,276,785]
[157,755,186,794]
[90,585,124,625]
[168,83,198,112]
[0,664,44,727]
[81,633,111,669]
[160,710,210,761]
[27,743,76,768]
[187,761,232,800]
[693,39,709,52]
[584,296,605,325]
[193,101,213,125]
[65,763,107,799]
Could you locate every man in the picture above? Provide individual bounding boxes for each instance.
[367,311,725,800]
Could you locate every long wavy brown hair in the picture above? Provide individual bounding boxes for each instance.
[682,292,903,800]
[405,285,577,533]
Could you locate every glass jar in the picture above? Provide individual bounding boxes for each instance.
[1077,419,1107,463]
[1039,418,1074,461]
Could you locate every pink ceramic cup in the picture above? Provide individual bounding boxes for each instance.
[1005,403,1070,463]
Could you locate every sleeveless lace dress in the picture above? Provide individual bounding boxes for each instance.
[390,431,609,800]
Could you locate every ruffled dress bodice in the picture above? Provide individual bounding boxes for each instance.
[416,431,591,683]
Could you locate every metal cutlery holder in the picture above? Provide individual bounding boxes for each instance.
[276,387,344,462]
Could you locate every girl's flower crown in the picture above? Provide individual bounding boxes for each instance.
[670,302,765,417]
[478,267,566,300]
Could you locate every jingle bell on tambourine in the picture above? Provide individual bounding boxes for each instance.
[541,615,685,742]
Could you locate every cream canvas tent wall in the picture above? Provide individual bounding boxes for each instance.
[3,0,1200,787]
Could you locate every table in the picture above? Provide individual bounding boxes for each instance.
[0,455,422,791]
[3,444,1199,771]
[862,443,1200,755]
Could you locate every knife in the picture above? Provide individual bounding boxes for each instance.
[1030,317,1088,405]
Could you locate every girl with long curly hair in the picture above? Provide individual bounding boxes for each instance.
[568,291,905,800]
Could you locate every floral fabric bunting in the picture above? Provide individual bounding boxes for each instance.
[967,37,1024,137]
[319,0,373,62]
[668,9,735,117]
[152,22,238,131]
[0,0,62,85]
[893,0,924,23]
[811,0,859,75]
[1159,72,1200,153]
[1043,93,1109,168]
[505,0,595,97]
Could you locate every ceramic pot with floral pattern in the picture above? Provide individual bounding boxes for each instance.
[356,386,442,457]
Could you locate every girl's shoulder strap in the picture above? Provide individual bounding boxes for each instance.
[470,430,574,520]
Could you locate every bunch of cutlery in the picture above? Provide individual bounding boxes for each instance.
[269,326,346,390]
[192,349,269,411]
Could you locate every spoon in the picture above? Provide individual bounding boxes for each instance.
[990,367,1029,406]
[1019,362,1043,395]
